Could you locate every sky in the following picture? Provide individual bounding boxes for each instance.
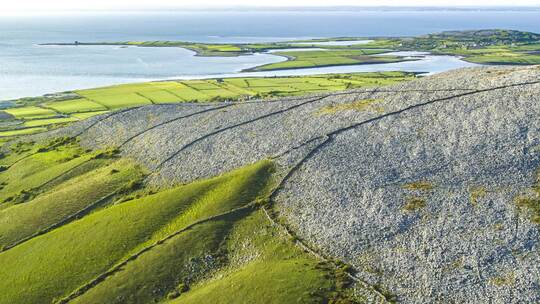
[3,0,540,12]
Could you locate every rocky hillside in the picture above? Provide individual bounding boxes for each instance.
[13,65,540,303]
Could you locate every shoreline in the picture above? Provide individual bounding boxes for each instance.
[241,57,418,72]
[40,28,540,69]
[22,29,540,101]
[39,42,415,73]
[1,70,423,103]
[0,49,473,102]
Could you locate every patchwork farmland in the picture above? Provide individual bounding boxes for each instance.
[0,72,415,138]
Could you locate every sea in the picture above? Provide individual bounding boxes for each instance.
[1,8,540,100]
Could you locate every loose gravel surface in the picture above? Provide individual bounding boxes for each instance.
[17,65,540,303]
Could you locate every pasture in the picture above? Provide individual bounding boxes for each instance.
[248,49,407,71]
[0,72,416,139]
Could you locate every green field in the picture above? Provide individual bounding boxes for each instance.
[23,117,79,127]
[0,127,48,137]
[4,106,58,119]
[455,46,540,64]
[44,98,108,113]
[70,110,109,119]
[464,53,540,65]
[0,138,105,206]
[0,158,142,248]
[0,139,362,303]
[247,49,408,72]
[0,72,416,139]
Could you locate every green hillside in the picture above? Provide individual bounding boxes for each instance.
[0,139,361,304]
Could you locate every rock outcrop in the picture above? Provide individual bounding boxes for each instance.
[21,65,540,303]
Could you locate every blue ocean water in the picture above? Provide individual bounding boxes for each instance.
[1,9,539,100]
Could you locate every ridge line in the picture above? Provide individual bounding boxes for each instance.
[271,79,540,194]
[118,104,233,147]
[151,94,335,171]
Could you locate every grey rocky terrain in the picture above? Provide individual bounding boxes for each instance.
[17,65,540,303]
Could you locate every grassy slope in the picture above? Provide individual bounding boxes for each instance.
[0,159,144,249]
[0,141,38,167]
[0,160,274,304]
[0,140,94,205]
[70,212,244,304]
[0,139,359,304]
[167,210,341,304]
[68,173,349,304]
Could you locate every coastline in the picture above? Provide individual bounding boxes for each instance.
[39,41,413,73]
[23,29,540,101]
[241,57,417,72]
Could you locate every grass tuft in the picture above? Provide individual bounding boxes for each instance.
[402,181,434,192]
[515,171,540,224]
[516,195,540,224]
[469,186,487,207]
[402,197,427,213]
[488,272,516,287]
[317,99,384,115]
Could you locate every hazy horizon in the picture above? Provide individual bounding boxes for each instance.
[3,6,540,16]
[4,1,540,14]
